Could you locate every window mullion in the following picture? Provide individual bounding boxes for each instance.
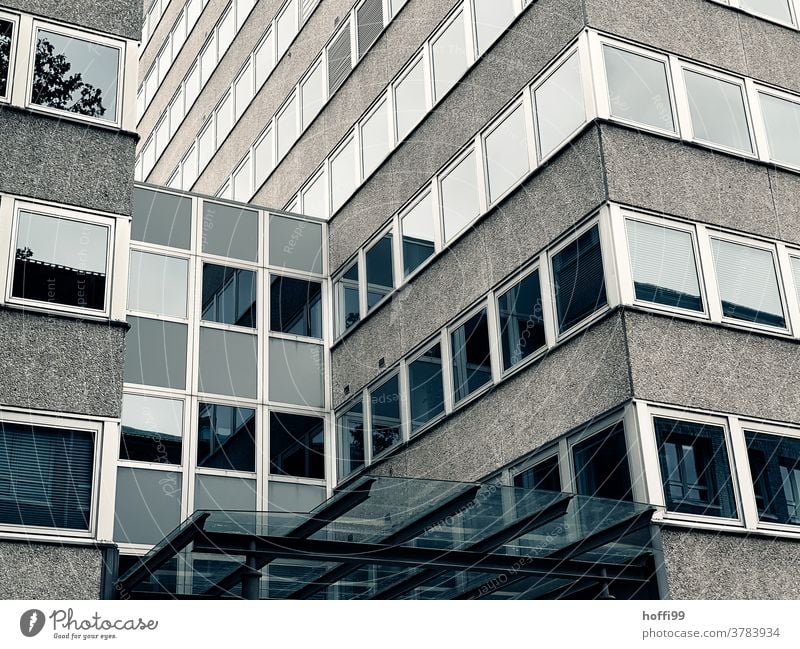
[728,415,760,530]
[632,401,666,508]
[668,55,693,141]
[776,243,800,338]
[537,250,557,348]
[745,78,771,163]
[695,224,723,323]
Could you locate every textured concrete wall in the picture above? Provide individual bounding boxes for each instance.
[0,309,126,418]
[0,541,103,599]
[1,0,141,40]
[0,108,136,216]
[659,527,800,599]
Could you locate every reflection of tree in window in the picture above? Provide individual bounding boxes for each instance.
[0,19,13,96]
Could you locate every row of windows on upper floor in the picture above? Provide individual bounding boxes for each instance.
[331,30,800,341]
[711,0,800,29]
[334,204,800,482]
[141,0,172,48]
[0,9,135,129]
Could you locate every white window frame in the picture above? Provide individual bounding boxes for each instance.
[447,300,495,410]
[367,370,403,462]
[359,95,393,180]
[398,186,440,283]
[404,334,448,439]
[727,0,798,28]
[300,57,326,130]
[363,223,396,315]
[333,256,361,340]
[481,97,533,206]
[753,82,800,171]
[510,443,565,492]
[300,165,329,219]
[329,134,359,215]
[391,51,431,142]
[438,144,481,245]
[127,246,192,321]
[275,91,299,162]
[428,6,472,103]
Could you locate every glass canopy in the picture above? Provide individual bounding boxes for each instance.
[115,475,658,600]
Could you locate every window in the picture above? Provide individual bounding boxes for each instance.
[361,100,391,178]
[484,104,530,202]
[551,225,607,333]
[335,261,360,336]
[186,63,200,106]
[270,411,325,479]
[195,475,256,510]
[683,68,752,154]
[625,219,703,312]
[121,393,183,464]
[125,316,188,389]
[370,374,402,456]
[337,399,365,479]
[181,144,197,189]
[268,213,323,273]
[451,308,492,403]
[431,10,467,101]
[169,89,184,135]
[301,61,325,129]
[145,67,157,105]
[276,0,298,57]
[301,170,327,218]
[534,51,585,158]
[202,201,259,261]
[792,256,800,304]
[497,269,546,371]
[216,92,233,144]
[132,188,191,249]
[327,22,352,94]
[653,417,737,518]
[0,18,16,98]
[408,343,445,433]
[202,263,257,328]
[197,402,256,471]
[236,0,255,29]
[268,338,324,407]
[572,422,632,500]
[155,117,169,158]
[234,61,253,121]
[602,45,674,132]
[330,137,357,212]
[366,233,394,310]
[171,14,186,53]
[12,210,109,312]
[233,157,252,201]
[759,92,800,168]
[268,482,325,511]
[255,30,275,88]
[200,39,216,86]
[270,275,322,338]
[198,119,214,170]
[440,150,480,242]
[711,238,785,328]
[217,7,235,55]
[514,455,561,492]
[254,127,274,186]
[394,57,427,141]
[746,431,800,526]
[473,0,515,54]
[741,0,793,24]
[30,26,121,124]
[114,468,181,544]
[356,0,384,56]
[401,192,435,276]
[198,328,258,398]
[390,0,408,16]
[277,95,298,160]
[128,251,188,318]
[157,46,170,83]
[0,421,94,530]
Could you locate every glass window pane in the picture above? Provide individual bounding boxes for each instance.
[535,52,585,158]
[198,328,257,398]
[276,0,298,57]
[626,220,703,312]
[201,263,257,327]
[202,201,259,261]
[200,39,216,86]
[125,316,187,389]
[218,8,235,54]
[133,188,191,249]
[301,172,327,219]
[441,150,479,242]
[711,238,785,328]
[301,62,325,129]
[121,393,183,464]
[552,225,607,333]
[197,402,256,471]
[268,338,324,407]
[451,308,492,403]
[31,29,120,122]
[362,100,391,177]
[186,62,200,105]
[114,467,181,544]
[335,261,360,336]
[195,474,256,510]
[337,399,364,479]
[408,343,444,432]
[181,145,197,189]
[684,69,752,153]
[603,45,674,132]
[366,233,394,310]
[473,0,515,54]
[654,417,738,518]
[792,257,800,305]
[394,57,426,141]
[401,193,435,276]
[128,251,188,318]
[485,105,530,202]
[277,97,297,160]
[759,92,800,168]
[268,214,323,273]
[498,269,546,371]
[331,138,357,212]
[371,375,401,456]
[234,61,253,120]
[741,0,793,23]
[0,19,14,97]
[233,157,251,202]
[746,431,800,525]
[254,128,274,185]
[513,455,561,492]
[270,275,322,338]
[216,92,233,143]
[431,10,467,101]
[268,481,326,512]
[255,31,274,88]
[573,422,632,500]
[270,411,325,479]
[13,211,108,310]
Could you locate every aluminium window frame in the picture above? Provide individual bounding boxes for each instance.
[268,269,325,344]
[359,95,395,181]
[0,9,20,104]
[329,133,360,215]
[363,222,397,316]
[299,56,327,130]
[404,332,449,440]
[752,81,800,171]
[266,403,328,484]
[447,299,498,410]
[438,144,485,245]
[427,5,474,103]
[118,388,188,471]
[367,369,404,462]
[391,50,432,143]
[333,255,362,340]
[126,246,192,321]
[509,443,565,493]
[397,185,441,283]
[299,164,330,219]
[194,395,261,479]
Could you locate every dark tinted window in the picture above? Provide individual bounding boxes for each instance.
[270,411,325,479]
[573,422,632,501]
[408,344,445,433]
[120,394,183,465]
[498,270,546,371]
[202,263,257,328]
[514,455,561,492]
[132,188,191,249]
[268,214,323,274]
[202,201,258,261]
[0,19,13,97]
[124,316,187,389]
[197,403,256,472]
[337,400,364,480]
[746,431,800,526]
[270,275,322,338]
[366,234,394,310]
[451,309,492,403]
[370,375,401,456]
[552,226,607,333]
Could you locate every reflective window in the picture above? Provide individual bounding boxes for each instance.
[485,104,530,202]
[268,481,326,512]
[535,52,585,158]
[370,374,401,456]
[603,45,674,132]
[441,150,480,242]
[276,0,298,57]
[759,92,800,168]
[301,62,325,129]
[202,201,259,261]
[431,10,467,101]
[408,343,444,433]
[741,0,793,23]
[254,127,274,186]
[711,238,785,328]
[497,270,546,371]
[270,411,325,479]
[125,316,188,389]
[12,211,109,311]
[128,251,188,318]
[270,275,322,338]
[217,7,235,54]
[451,308,492,403]
[330,138,357,212]
[216,92,233,143]
[269,338,324,407]
[268,214,323,274]
[195,474,256,510]
[573,422,632,501]
[114,467,181,544]
[335,261,360,336]
[234,61,253,121]
[654,417,737,518]
[301,172,327,218]
[337,399,364,479]
[513,455,561,492]
[133,188,191,249]
[746,431,800,526]
[233,158,252,202]
[366,233,394,310]
[394,57,426,141]
[198,328,257,398]
[552,225,607,333]
[201,263,257,328]
[197,402,256,471]
[626,220,703,312]
[31,28,120,123]
[401,193,435,276]
[255,30,274,88]
[362,100,391,177]
[0,19,14,98]
[683,69,752,153]
[120,393,183,464]
[474,0,515,54]
[277,95,297,160]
